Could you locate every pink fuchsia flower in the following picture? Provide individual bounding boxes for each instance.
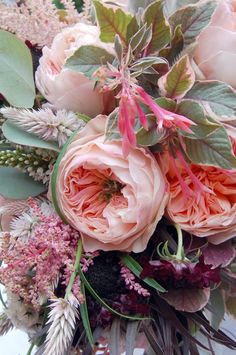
[35,23,115,117]
[52,115,168,253]
[160,150,236,244]
[194,0,236,88]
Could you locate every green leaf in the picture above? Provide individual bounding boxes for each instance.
[80,283,94,346]
[0,30,35,108]
[128,0,155,14]
[164,0,202,17]
[120,254,166,293]
[65,45,114,78]
[78,259,149,321]
[51,131,79,223]
[2,120,59,152]
[185,81,236,117]
[131,56,167,73]
[0,167,46,199]
[137,115,166,146]
[184,127,236,170]
[177,100,220,138]
[143,0,171,53]
[209,289,225,330]
[158,55,195,99]
[129,24,152,55]
[169,1,217,45]
[93,1,132,45]
[159,25,184,65]
[105,109,121,141]
[226,296,236,319]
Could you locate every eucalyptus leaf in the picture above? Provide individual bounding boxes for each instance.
[184,127,236,170]
[0,30,35,108]
[65,45,114,78]
[185,81,236,117]
[158,55,195,99]
[169,1,216,45]
[93,1,132,45]
[143,0,171,53]
[2,120,60,152]
[0,167,46,199]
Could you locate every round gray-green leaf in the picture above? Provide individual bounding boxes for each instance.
[0,30,35,108]
[2,120,60,152]
[0,167,47,199]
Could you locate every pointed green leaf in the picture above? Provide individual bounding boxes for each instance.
[93,1,132,45]
[159,25,184,65]
[158,55,195,99]
[185,81,236,117]
[129,0,155,14]
[177,100,220,138]
[226,296,236,319]
[143,0,171,53]
[65,45,114,78]
[2,120,59,152]
[0,30,35,108]
[209,289,225,330]
[0,167,46,199]
[169,1,217,45]
[105,109,121,141]
[120,254,166,293]
[184,127,236,169]
[137,115,166,146]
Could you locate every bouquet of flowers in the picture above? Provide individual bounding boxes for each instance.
[1,0,236,353]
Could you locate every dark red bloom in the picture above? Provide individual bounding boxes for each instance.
[140,256,220,290]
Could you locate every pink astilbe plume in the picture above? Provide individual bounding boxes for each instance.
[120,266,150,297]
[0,0,80,47]
[0,199,81,310]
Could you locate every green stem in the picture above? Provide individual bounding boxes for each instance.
[64,239,83,300]
[175,224,183,260]
[26,342,35,355]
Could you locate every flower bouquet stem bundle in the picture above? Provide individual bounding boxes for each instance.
[1,0,236,354]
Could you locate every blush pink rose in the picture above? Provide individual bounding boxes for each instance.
[35,23,114,117]
[52,115,168,252]
[194,0,236,88]
[161,152,236,244]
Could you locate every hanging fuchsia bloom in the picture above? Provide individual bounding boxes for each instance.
[135,86,194,131]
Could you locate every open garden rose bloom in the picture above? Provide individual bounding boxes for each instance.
[35,23,114,117]
[194,0,236,88]
[52,115,168,252]
[162,152,236,244]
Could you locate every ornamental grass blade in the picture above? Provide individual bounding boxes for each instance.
[108,318,121,355]
[80,283,94,346]
[142,322,165,355]
[125,320,140,355]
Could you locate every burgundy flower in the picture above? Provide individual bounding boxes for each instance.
[140,256,220,290]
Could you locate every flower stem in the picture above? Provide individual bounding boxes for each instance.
[64,239,83,300]
[175,224,183,260]
[26,342,35,355]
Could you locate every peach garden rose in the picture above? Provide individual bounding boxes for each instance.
[194,0,236,88]
[161,151,236,245]
[52,115,168,252]
[35,23,114,117]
